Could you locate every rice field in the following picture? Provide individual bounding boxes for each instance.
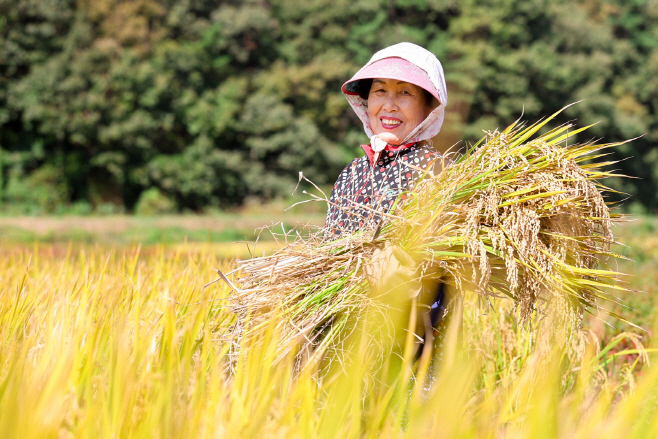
[0,215,656,438]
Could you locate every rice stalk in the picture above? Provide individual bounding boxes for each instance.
[220,106,636,370]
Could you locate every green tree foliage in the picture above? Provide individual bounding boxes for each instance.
[1,0,657,212]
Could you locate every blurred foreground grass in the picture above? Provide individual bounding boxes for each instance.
[0,216,656,437]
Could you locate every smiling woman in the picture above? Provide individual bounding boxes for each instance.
[323,43,452,367]
[325,42,447,237]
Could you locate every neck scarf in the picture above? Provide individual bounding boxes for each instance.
[361,140,417,166]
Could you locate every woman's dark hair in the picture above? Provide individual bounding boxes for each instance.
[356,79,373,100]
[357,78,435,108]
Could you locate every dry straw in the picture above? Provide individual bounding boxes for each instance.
[219,106,635,371]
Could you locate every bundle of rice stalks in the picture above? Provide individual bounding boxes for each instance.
[219,107,634,371]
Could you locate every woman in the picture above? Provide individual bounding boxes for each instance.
[325,42,448,238]
[325,43,456,367]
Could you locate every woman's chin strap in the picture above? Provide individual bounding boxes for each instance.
[370,135,388,165]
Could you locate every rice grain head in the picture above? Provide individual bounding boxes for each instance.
[219,106,634,372]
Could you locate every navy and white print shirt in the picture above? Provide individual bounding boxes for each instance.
[324,142,441,238]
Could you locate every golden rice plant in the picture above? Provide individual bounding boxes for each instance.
[224,106,635,369]
[0,243,654,438]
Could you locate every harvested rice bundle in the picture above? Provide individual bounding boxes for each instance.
[221,108,631,370]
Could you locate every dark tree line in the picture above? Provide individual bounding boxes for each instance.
[1,0,657,214]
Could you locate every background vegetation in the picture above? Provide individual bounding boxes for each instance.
[2,0,658,214]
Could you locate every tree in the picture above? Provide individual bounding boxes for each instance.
[1,0,657,213]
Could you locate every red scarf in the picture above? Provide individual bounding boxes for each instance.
[361,141,417,166]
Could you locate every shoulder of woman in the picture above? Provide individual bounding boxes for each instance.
[402,142,442,160]
[342,156,368,172]
[332,156,368,183]
[417,142,440,154]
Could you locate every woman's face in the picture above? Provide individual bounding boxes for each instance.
[367,78,432,145]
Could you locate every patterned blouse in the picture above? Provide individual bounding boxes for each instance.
[324,141,450,365]
[324,141,441,238]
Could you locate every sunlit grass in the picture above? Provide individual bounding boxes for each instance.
[0,242,656,437]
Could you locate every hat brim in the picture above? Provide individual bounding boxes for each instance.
[342,57,441,105]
